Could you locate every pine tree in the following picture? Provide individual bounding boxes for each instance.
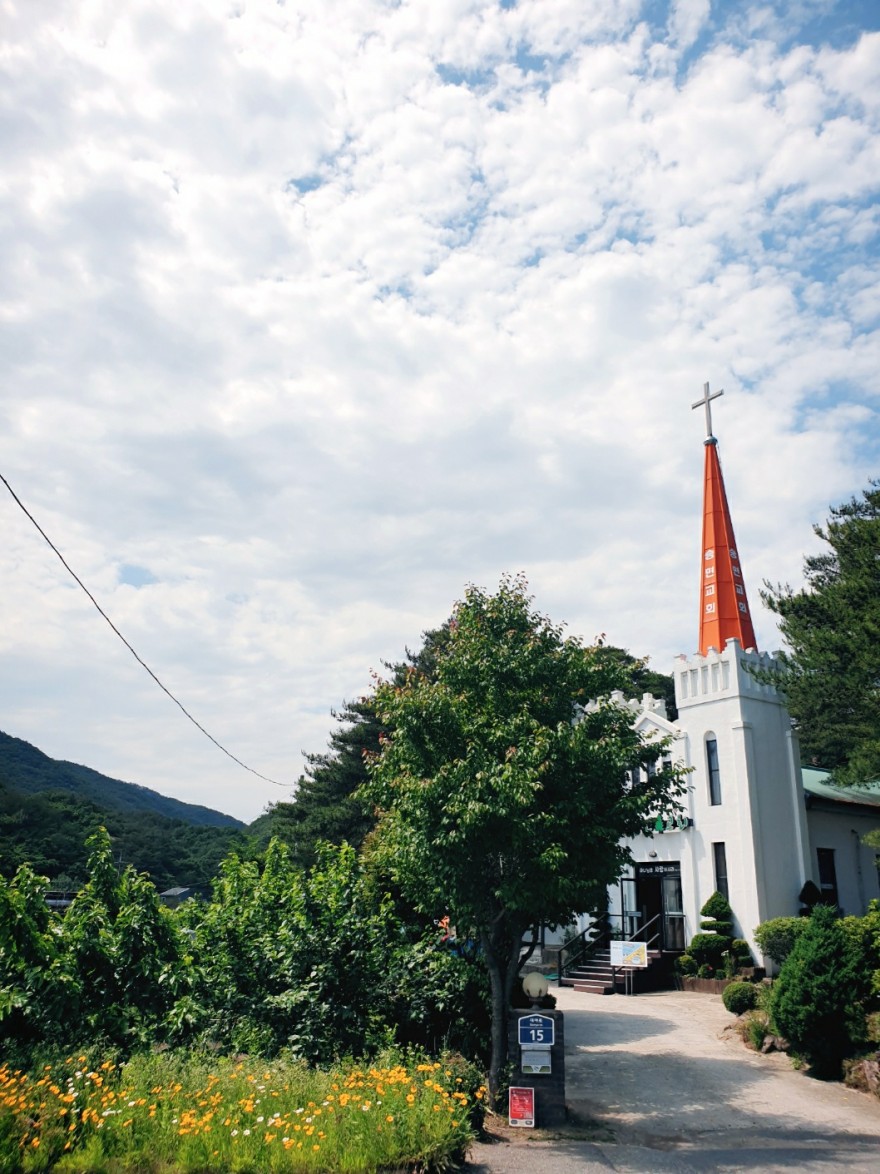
[770,904,869,1078]
[255,626,451,867]
[761,481,880,788]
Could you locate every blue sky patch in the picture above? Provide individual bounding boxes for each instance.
[118,564,158,589]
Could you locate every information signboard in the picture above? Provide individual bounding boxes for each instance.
[610,940,648,968]
[508,1086,535,1128]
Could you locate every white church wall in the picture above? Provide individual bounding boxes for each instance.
[673,641,811,959]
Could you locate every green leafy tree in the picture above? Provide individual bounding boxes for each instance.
[0,864,73,1056]
[189,839,401,1061]
[761,481,880,788]
[363,575,686,1101]
[598,644,677,719]
[60,828,189,1051]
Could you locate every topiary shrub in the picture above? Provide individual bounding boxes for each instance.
[696,892,736,953]
[730,939,754,968]
[722,980,758,1015]
[704,919,734,937]
[770,905,870,1079]
[686,894,747,982]
[798,880,823,915]
[701,891,732,921]
[688,932,728,968]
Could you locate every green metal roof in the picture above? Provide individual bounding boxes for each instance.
[802,767,880,809]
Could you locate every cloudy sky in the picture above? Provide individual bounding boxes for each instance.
[2,0,878,823]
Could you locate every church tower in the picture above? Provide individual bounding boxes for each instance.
[596,385,877,978]
[672,386,811,950]
[603,387,812,966]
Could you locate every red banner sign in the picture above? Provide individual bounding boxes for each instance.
[508,1085,535,1128]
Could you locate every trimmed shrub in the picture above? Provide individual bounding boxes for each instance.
[697,963,715,978]
[770,905,870,1079]
[731,938,754,967]
[798,880,822,913]
[753,917,806,966]
[701,919,733,937]
[722,981,758,1015]
[675,953,698,976]
[701,891,732,921]
[688,932,728,967]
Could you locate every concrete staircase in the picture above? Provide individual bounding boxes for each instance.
[564,947,666,994]
[566,947,616,994]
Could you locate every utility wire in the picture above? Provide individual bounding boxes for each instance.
[1,469,288,788]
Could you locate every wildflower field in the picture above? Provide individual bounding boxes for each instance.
[0,1051,485,1173]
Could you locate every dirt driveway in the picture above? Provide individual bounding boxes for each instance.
[466,986,880,1173]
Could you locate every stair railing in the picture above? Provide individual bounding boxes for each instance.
[555,912,614,986]
[623,912,662,951]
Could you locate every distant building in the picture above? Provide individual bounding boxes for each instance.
[45,890,76,912]
[159,884,211,908]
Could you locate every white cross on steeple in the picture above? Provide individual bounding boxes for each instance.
[692,381,723,439]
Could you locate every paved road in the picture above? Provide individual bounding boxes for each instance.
[466,986,880,1172]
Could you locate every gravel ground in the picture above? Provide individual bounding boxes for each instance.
[465,986,880,1173]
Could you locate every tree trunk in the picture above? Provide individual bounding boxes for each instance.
[481,921,526,1107]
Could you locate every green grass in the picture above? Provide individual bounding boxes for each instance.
[0,1050,485,1173]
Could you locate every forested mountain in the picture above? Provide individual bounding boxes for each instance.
[0,731,242,826]
[0,731,250,890]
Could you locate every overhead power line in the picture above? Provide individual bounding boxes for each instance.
[0,469,288,788]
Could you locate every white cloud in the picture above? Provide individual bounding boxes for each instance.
[0,0,877,822]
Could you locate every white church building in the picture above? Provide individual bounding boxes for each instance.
[601,386,880,969]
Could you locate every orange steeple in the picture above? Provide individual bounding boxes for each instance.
[692,383,757,657]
